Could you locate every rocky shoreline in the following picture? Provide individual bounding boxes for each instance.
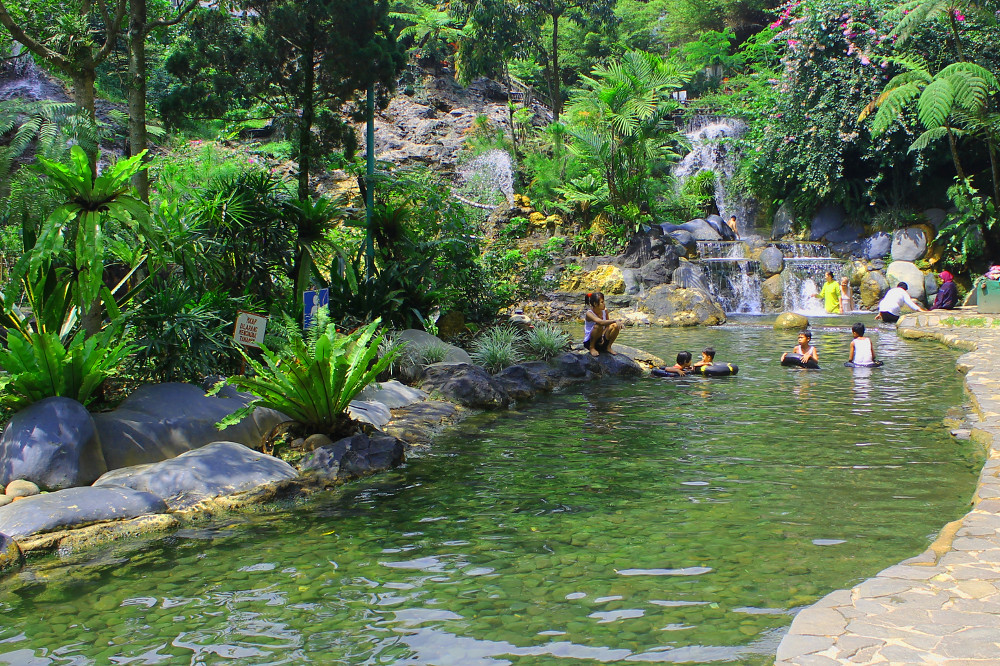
[0,342,660,567]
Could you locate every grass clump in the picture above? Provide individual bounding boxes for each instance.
[471,326,523,373]
[524,323,570,361]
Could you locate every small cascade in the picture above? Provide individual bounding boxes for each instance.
[673,117,753,233]
[455,149,515,209]
[696,241,763,314]
[0,43,66,102]
[774,242,831,258]
[781,244,848,314]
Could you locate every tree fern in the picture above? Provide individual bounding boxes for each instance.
[909,126,951,152]
[917,77,956,129]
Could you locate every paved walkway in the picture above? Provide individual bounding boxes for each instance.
[775,308,1000,665]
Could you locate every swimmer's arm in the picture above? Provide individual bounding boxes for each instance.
[848,339,856,362]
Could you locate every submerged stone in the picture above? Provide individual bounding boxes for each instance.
[0,486,167,538]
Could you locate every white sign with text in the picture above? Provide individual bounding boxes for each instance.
[234,311,268,348]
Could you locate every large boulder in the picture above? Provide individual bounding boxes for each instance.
[94,441,297,509]
[639,256,677,286]
[561,264,625,294]
[622,230,673,269]
[925,273,940,300]
[809,205,846,241]
[667,230,697,257]
[0,397,105,490]
[636,284,726,326]
[864,232,892,260]
[923,208,947,230]
[824,224,863,244]
[761,274,784,308]
[346,401,392,428]
[886,261,926,301]
[772,201,795,239]
[706,214,736,240]
[671,260,710,291]
[357,381,428,409]
[680,218,722,241]
[0,533,21,571]
[93,383,288,471]
[396,329,473,365]
[494,362,559,401]
[419,363,511,409]
[621,268,642,295]
[860,271,889,308]
[0,486,166,538]
[891,227,928,262]
[759,247,784,277]
[774,312,808,330]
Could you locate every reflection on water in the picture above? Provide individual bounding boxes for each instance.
[0,319,980,665]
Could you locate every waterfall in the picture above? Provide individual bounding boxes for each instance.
[696,241,763,314]
[782,256,848,314]
[673,117,753,234]
[0,43,66,102]
[455,149,515,209]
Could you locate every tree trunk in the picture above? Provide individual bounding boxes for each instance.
[128,0,149,201]
[946,124,967,182]
[550,12,561,122]
[297,38,315,201]
[71,67,98,169]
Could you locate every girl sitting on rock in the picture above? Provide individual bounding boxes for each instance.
[583,292,621,357]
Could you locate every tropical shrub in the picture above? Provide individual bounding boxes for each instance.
[524,323,571,361]
[212,318,398,436]
[470,325,523,373]
[0,326,133,411]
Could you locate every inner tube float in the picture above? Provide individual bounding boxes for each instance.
[651,367,682,378]
[844,360,884,368]
[692,363,739,377]
[781,353,820,369]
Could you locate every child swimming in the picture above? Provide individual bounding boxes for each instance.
[661,351,694,376]
[693,347,715,367]
[781,330,819,366]
[583,292,621,357]
[848,322,877,365]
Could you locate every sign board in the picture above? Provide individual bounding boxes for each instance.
[234,311,268,348]
[303,288,330,329]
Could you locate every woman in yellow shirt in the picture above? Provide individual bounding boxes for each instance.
[816,271,841,313]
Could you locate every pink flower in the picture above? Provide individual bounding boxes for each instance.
[953,9,965,21]
[860,54,870,65]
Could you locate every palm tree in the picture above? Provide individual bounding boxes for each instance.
[390,1,463,73]
[567,51,690,209]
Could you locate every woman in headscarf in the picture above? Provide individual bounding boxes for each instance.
[932,270,958,310]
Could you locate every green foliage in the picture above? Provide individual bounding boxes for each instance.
[524,322,570,360]
[211,319,398,435]
[937,178,998,267]
[499,216,530,240]
[0,325,133,411]
[470,325,523,373]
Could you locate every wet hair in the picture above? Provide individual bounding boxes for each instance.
[896,282,908,290]
[677,351,692,364]
[852,322,866,336]
[702,347,716,360]
[585,292,605,308]
[798,330,812,340]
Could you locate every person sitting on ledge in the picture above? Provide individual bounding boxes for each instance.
[875,282,926,323]
[583,291,621,357]
[932,271,958,310]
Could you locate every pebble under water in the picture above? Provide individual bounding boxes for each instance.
[0,319,982,665]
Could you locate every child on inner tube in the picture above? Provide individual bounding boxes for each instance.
[782,330,818,366]
[662,351,694,376]
[693,347,715,368]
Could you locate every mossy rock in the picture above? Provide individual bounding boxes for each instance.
[774,312,808,330]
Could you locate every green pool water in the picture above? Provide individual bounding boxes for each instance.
[0,319,982,665]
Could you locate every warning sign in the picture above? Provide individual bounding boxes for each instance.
[234,311,268,348]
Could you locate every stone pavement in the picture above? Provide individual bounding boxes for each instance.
[775,308,1000,666]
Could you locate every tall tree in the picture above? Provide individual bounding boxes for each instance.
[0,0,127,121]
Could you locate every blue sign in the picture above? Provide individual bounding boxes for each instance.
[303,288,329,329]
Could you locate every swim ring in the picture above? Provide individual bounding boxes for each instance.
[844,360,884,368]
[651,368,683,378]
[693,363,739,377]
[781,353,820,369]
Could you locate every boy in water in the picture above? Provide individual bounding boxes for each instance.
[693,347,716,367]
[781,330,819,365]
[848,322,877,365]
[663,351,694,376]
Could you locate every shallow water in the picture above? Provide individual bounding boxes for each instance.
[0,319,981,665]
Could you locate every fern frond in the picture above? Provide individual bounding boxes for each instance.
[870,82,921,134]
[917,77,954,129]
[908,126,949,152]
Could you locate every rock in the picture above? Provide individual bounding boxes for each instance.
[864,232,891,259]
[759,247,785,277]
[0,397,105,491]
[925,273,940,299]
[615,308,652,326]
[824,224,863,244]
[809,205,846,240]
[680,218,721,241]
[4,480,39,499]
[622,232,662,269]
[494,362,558,401]
[0,533,21,571]
[435,310,467,338]
[637,284,726,326]
[302,434,333,451]
[357,381,428,409]
[508,313,532,330]
[93,441,297,510]
[94,383,288,471]
[668,230,697,257]
[0,486,167,538]
[396,329,473,365]
[860,271,889,308]
[562,264,625,294]
[0,496,11,507]
[621,268,642,295]
[762,274,784,306]
[774,312,808,329]
[419,363,511,409]
[638,256,677,286]
[923,208,947,229]
[847,260,868,286]
[298,436,350,478]
[705,214,736,241]
[384,400,459,447]
[347,400,392,429]
[591,351,643,377]
[886,261,926,301]
[671,260,710,292]
[338,433,406,480]
[891,227,928,262]
[772,201,795,239]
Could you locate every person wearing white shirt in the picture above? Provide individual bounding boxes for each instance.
[876,282,926,323]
